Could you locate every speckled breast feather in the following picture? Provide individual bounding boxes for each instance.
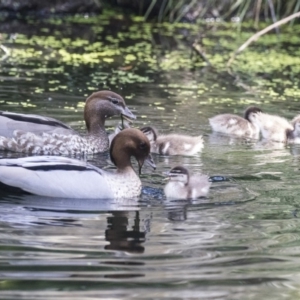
[0,130,109,156]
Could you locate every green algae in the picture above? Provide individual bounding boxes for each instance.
[1,11,300,101]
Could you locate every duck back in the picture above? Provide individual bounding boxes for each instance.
[0,111,74,138]
[0,158,113,198]
[209,114,259,139]
[250,113,293,143]
[154,134,203,155]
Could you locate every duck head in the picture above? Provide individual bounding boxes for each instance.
[110,128,156,175]
[140,126,157,143]
[244,106,262,122]
[165,166,189,185]
[84,91,136,135]
[289,115,300,139]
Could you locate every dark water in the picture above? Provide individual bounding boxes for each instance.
[1,14,300,300]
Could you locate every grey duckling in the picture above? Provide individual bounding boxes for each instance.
[0,90,136,155]
[286,114,300,144]
[140,126,204,156]
[248,109,293,143]
[209,106,262,139]
[0,128,156,199]
[164,166,211,200]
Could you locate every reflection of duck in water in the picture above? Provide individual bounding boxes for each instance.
[164,166,211,200]
[105,211,146,254]
[164,202,188,221]
[104,211,149,279]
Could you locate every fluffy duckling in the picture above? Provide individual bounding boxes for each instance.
[164,166,211,200]
[0,128,156,199]
[209,106,262,139]
[140,126,203,156]
[108,120,131,145]
[287,114,300,143]
[0,91,136,155]
[248,109,293,143]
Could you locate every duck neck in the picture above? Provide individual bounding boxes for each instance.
[87,118,106,137]
[115,155,134,174]
[111,151,138,176]
[85,100,115,137]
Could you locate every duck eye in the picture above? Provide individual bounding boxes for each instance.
[139,142,147,150]
[111,98,119,105]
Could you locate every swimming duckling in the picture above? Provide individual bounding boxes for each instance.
[0,91,136,155]
[140,126,203,156]
[248,109,293,143]
[164,166,211,200]
[287,114,300,144]
[108,120,131,145]
[209,106,262,139]
[0,128,156,199]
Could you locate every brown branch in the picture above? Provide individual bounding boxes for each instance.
[192,41,211,66]
[227,11,300,67]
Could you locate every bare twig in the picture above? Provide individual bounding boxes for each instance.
[192,41,211,66]
[227,11,300,67]
[0,44,10,60]
[0,45,9,55]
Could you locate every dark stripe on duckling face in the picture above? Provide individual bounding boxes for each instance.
[140,126,157,142]
[0,112,71,129]
[158,142,168,155]
[169,166,189,185]
[244,106,262,121]
[169,166,189,175]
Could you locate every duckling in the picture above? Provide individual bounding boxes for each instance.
[164,166,211,200]
[108,120,131,145]
[287,114,300,144]
[140,126,203,156]
[248,109,293,143]
[209,106,262,139]
[0,91,136,155]
[0,128,156,199]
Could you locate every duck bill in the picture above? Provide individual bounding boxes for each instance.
[138,154,156,175]
[162,171,171,181]
[121,106,136,122]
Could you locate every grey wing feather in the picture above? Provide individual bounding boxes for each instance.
[0,111,75,138]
